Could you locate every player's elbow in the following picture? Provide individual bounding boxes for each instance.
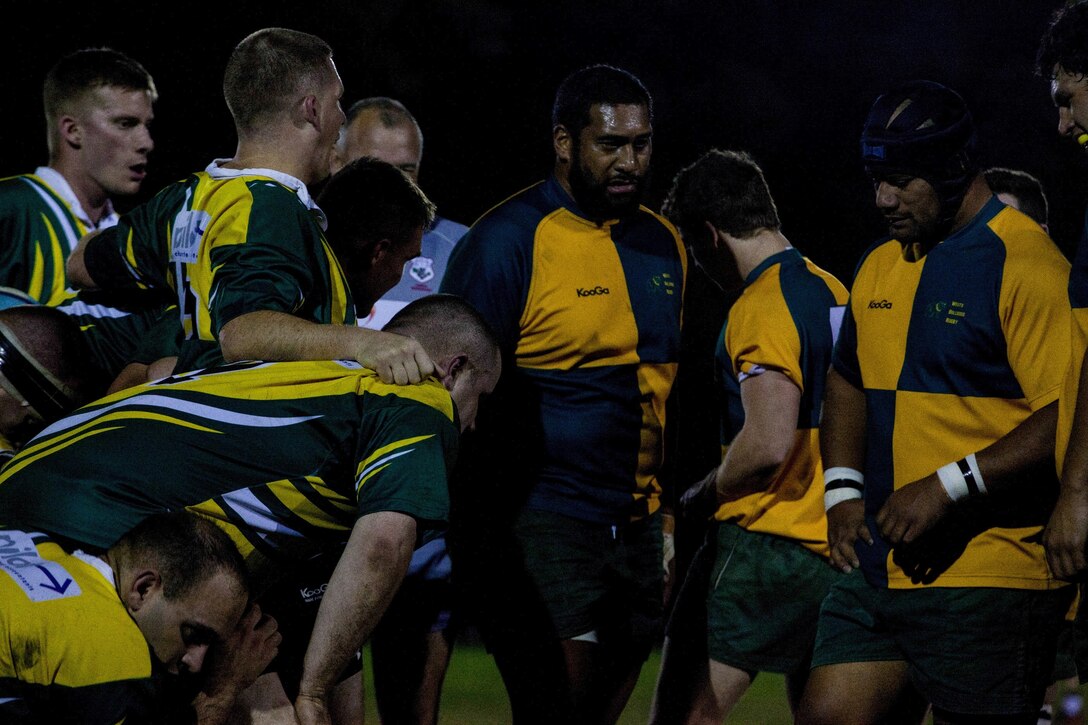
[752,423,795,466]
[218,315,256,363]
[744,435,793,485]
[363,516,417,575]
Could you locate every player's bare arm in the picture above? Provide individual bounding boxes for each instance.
[1048,353,1088,579]
[879,401,1058,545]
[219,310,435,384]
[820,369,873,572]
[295,511,416,725]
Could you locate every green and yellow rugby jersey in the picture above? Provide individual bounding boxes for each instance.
[0,169,114,305]
[0,529,158,722]
[834,197,1070,590]
[0,359,458,570]
[713,248,848,558]
[81,162,355,372]
[54,289,181,382]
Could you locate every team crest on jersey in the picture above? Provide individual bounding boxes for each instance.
[924,299,966,325]
[647,272,677,295]
[410,257,435,284]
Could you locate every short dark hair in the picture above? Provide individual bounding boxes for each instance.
[115,511,249,601]
[551,64,652,134]
[43,48,156,152]
[1037,2,1088,79]
[662,149,781,249]
[984,167,1049,226]
[317,157,436,261]
[44,47,157,120]
[385,293,501,375]
[345,96,423,144]
[224,27,333,134]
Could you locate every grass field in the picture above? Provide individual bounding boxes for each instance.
[361,643,1088,723]
[360,641,795,724]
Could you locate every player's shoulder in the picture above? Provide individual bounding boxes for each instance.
[635,204,681,236]
[986,203,1067,262]
[0,173,55,207]
[461,181,554,250]
[472,180,553,227]
[851,236,900,278]
[363,375,458,427]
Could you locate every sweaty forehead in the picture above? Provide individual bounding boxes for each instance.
[586,103,651,136]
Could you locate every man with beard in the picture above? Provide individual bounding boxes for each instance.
[440,64,686,723]
[795,80,1073,724]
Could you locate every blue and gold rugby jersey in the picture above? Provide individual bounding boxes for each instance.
[1058,207,1088,478]
[0,360,458,570]
[81,162,355,373]
[834,197,1071,590]
[441,175,686,524]
[713,248,848,558]
[0,172,103,305]
[0,529,158,723]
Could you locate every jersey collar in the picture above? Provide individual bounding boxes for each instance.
[33,167,118,231]
[204,159,327,230]
[71,548,117,588]
[745,246,802,288]
[545,173,628,228]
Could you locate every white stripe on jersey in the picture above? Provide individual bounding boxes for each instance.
[35,394,322,438]
[355,448,416,489]
[219,487,305,539]
[22,177,81,251]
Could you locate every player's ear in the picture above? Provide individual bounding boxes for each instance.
[59,115,81,149]
[554,125,573,164]
[438,354,467,391]
[299,94,320,128]
[369,239,392,266]
[125,569,161,612]
[703,221,724,249]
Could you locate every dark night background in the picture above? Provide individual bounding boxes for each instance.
[1,1,1084,484]
[4,2,1084,271]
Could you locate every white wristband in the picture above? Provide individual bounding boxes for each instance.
[936,453,986,502]
[824,466,864,511]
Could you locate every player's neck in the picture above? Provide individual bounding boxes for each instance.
[225,137,320,187]
[949,175,990,235]
[732,228,791,279]
[50,159,110,225]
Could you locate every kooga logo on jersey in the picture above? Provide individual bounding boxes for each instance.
[577,286,610,297]
[868,299,893,309]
